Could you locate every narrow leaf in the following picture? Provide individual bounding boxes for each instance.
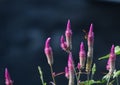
[38,66,46,85]
[113,70,120,78]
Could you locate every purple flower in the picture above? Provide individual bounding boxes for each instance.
[79,42,86,69]
[65,19,72,50]
[44,37,53,65]
[60,35,68,52]
[86,23,94,72]
[88,23,94,47]
[5,68,13,85]
[106,45,116,74]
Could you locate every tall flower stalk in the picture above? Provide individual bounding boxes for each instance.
[106,45,116,85]
[68,52,74,85]
[44,37,56,85]
[79,42,86,70]
[5,68,13,85]
[65,19,72,51]
[85,23,94,85]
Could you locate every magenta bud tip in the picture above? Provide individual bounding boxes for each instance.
[80,42,84,51]
[5,68,11,81]
[45,37,51,48]
[89,23,93,34]
[60,35,64,43]
[111,44,115,53]
[66,19,71,31]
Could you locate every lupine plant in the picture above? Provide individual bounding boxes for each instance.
[4,20,120,85]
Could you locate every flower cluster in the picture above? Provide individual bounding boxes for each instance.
[44,19,118,85]
[3,19,119,85]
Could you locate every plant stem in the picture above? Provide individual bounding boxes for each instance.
[91,73,93,80]
[87,72,90,85]
[116,77,119,85]
[77,70,81,85]
[50,65,56,85]
[106,76,110,85]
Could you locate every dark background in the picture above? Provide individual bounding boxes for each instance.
[0,0,120,85]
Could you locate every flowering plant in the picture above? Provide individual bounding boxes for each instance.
[4,20,120,85]
[39,19,120,85]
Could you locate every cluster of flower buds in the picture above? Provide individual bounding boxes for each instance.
[60,19,72,52]
[106,45,116,75]
[86,24,94,72]
[79,42,86,70]
[44,37,53,66]
[5,68,13,85]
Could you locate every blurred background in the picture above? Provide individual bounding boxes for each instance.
[0,0,120,85]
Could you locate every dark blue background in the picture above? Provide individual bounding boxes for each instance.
[0,0,120,85]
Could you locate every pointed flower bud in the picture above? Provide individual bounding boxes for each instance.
[65,19,72,50]
[79,42,86,69]
[60,35,68,52]
[106,45,116,74]
[65,67,69,78]
[5,68,13,85]
[88,23,94,47]
[86,23,94,72]
[44,37,53,65]
[109,45,116,61]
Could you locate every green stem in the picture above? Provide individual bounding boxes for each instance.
[116,77,119,85]
[50,65,56,85]
[77,70,81,85]
[91,73,93,80]
[106,76,110,85]
[38,66,45,85]
[87,72,90,85]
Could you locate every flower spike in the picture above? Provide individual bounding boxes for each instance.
[88,23,94,47]
[106,45,116,74]
[79,42,86,69]
[86,23,94,72]
[60,35,68,52]
[65,19,72,50]
[5,68,13,85]
[44,37,53,65]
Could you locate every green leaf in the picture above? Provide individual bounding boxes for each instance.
[38,66,47,85]
[80,80,106,85]
[113,70,120,78]
[102,74,111,81]
[98,46,120,60]
[92,63,96,75]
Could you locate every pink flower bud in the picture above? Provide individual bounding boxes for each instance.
[65,19,72,50]
[77,63,81,70]
[44,37,53,65]
[60,35,68,52]
[5,68,13,85]
[88,23,94,47]
[65,67,69,78]
[109,45,116,61]
[106,45,116,74]
[79,42,86,69]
